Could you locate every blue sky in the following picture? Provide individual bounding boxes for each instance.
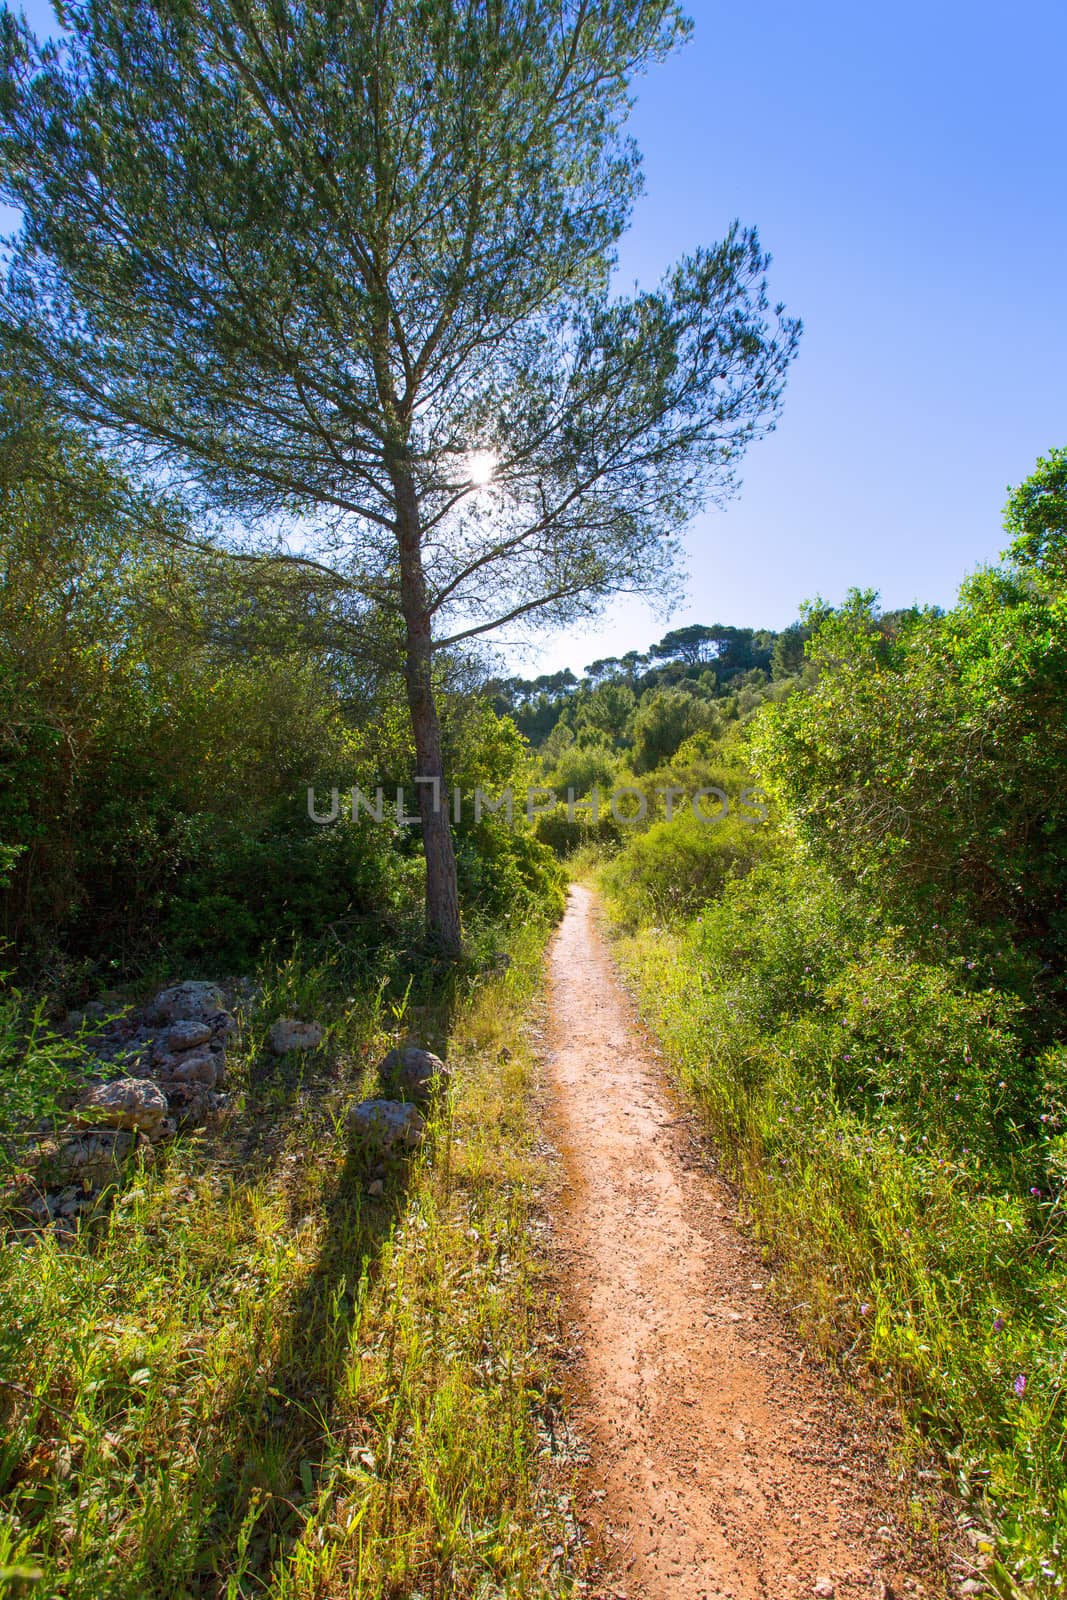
[538,0,1067,673]
[7,1,1066,677]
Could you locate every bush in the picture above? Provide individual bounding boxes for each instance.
[602,808,770,926]
[533,803,622,859]
[750,557,1067,977]
[454,821,567,925]
[0,986,96,1182]
[161,814,424,971]
[0,391,561,977]
[630,687,719,772]
[615,861,1066,1593]
[547,738,618,796]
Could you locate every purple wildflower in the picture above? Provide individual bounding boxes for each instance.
[993,1317,1004,1333]
[1014,1374,1027,1398]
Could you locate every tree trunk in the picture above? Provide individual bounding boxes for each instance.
[394,468,463,956]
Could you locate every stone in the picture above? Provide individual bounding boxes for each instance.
[813,1581,835,1599]
[166,1019,212,1052]
[367,1179,384,1196]
[160,1082,227,1130]
[269,1018,324,1054]
[208,1044,227,1089]
[50,1130,137,1185]
[348,1098,426,1150]
[76,1078,168,1138]
[378,1046,450,1104]
[149,981,226,1025]
[167,1052,217,1087]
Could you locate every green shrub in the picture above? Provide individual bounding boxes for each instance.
[750,558,1067,977]
[532,802,622,859]
[454,820,567,925]
[630,686,719,772]
[161,814,424,972]
[602,807,770,926]
[546,739,618,796]
[0,986,95,1182]
[611,856,1066,1594]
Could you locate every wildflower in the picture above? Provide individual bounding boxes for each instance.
[993,1317,1004,1333]
[1031,1187,1042,1197]
[859,1303,871,1316]
[1013,1374,1027,1398]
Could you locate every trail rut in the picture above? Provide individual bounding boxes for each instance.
[544,885,954,1600]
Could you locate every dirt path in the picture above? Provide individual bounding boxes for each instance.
[544,885,955,1600]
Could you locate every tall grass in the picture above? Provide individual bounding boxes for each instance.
[0,924,575,1599]
[606,884,1066,1600]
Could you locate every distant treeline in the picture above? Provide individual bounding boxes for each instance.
[490,611,926,764]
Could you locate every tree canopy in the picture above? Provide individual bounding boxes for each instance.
[0,0,799,949]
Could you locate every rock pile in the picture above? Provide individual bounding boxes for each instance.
[76,1077,169,1138]
[22,988,460,1239]
[25,978,247,1234]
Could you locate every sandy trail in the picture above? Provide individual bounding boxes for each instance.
[544,885,951,1600]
